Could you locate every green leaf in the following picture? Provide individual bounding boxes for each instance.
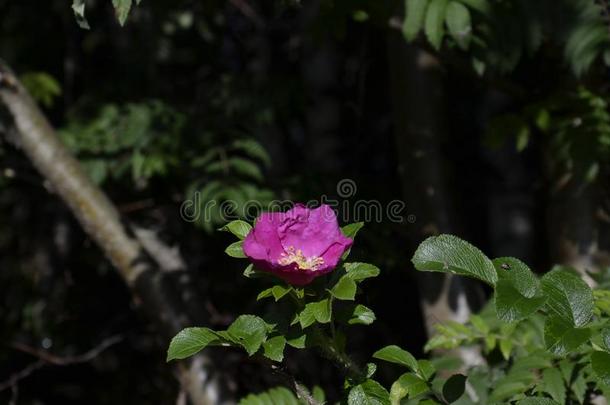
[601,324,610,351]
[331,276,357,300]
[403,0,430,41]
[227,315,268,355]
[232,139,272,167]
[230,157,264,181]
[342,222,364,239]
[424,0,449,50]
[390,373,429,403]
[373,345,418,371]
[470,314,489,334]
[167,327,224,361]
[312,386,325,403]
[72,0,90,29]
[239,387,299,405]
[412,234,497,286]
[417,360,436,381]
[257,285,292,301]
[492,257,540,297]
[345,262,381,282]
[541,268,594,327]
[348,379,390,405]
[442,374,466,403]
[286,334,307,349]
[262,336,286,362]
[544,316,591,356]
[540,368,565,404]
[494,280,547,322]
[220,220,252,239]
[445,2,471,50]
[349,304,376,325]
[517,399,561,405]
[499,338,513,360]
[459,0,490,14]
[299,299,332,328]
[112,0,133,26]
[592,351,610,386]
[225,241,246,258]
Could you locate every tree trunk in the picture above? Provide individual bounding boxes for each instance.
[386,31,485,367]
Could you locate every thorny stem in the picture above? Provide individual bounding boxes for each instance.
[288,289,365,380]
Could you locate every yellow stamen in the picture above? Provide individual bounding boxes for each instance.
[279,246,324,271]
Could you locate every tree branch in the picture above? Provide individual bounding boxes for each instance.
[0,60,230,405]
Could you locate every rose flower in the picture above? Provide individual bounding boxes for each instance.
[243,204,353,286]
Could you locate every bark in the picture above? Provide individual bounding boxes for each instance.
[0,60,230,405]
[547,176,610,287]
[387,32,485,366]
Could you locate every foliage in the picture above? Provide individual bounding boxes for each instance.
[401,0,610,76]
[167,224,610,404]
[60,101,185,186]
[72,0,142,28]
[20,72,62,108]
[414,235,610,404]
[487,86,610,183]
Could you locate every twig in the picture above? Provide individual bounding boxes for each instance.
[228,0,264,28]
[10,334,123,366]
[0,360,44,393]
[0,335,123,393]
[269,364,324,405]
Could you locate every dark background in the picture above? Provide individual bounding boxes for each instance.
[1,0,608,403]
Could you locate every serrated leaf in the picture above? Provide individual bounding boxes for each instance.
[492,257,540,297]
[342,222,364,238]
[417,360,436,381]
[373,345,418,371]
[601,323,610,351]
[445,2,471,50]
[257,285,292,301]
[544,316,591,356]
[541,268,594,327]
[540,368,565,404]
[239,387,299,405]
[227,315,268,355]
[390,373,429,404]
[220,220,252,239]
[225,241,246,258]
[592,351,610,386]
[299,299,332,328]
[349,379,390,405]
[403,0,430,41]
[412,234,497,286]
[331,276,357,300]
[442,374,466,403]
[112,0,133,26]
[167,327,224,361]
[345,262,381,282]
[349,304,376,325]
[262,335,286,362]
[425,0,449,50]
[517,399,561,405]
[286,334,307,349]
[494,280,547,322]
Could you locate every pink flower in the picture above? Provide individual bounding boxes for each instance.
[243,204,353,285]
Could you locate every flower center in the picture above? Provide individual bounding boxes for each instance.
[278,246,325,271]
